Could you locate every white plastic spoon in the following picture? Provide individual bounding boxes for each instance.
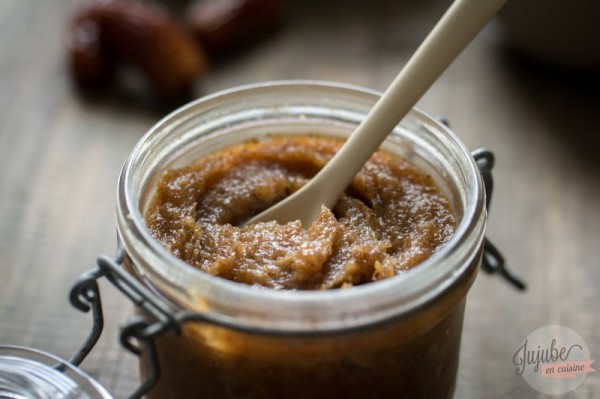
[245,0,508,227]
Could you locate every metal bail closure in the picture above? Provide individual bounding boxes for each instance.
[68,245,180,399]
[69,242,244,399]
[472,148,526,290]
[435,118,525,290]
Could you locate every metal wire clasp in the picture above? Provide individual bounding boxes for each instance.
[68,246,182,399]
[472,148,526,290]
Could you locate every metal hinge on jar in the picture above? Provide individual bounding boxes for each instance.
[472,148,526,290]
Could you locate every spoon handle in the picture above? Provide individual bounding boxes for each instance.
[244,0,508,227]
[311,0,508,211]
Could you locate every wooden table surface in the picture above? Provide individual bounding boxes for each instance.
[1,1,599,398]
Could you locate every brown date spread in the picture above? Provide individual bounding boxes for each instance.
[145,136,456,289]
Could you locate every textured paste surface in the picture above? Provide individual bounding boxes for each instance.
[145,136,456,289]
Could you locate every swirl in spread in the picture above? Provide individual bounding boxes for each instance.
[145,136,456,290]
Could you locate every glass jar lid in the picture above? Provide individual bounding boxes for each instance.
[0,346,113,399]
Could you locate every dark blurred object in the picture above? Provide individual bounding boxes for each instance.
[69,16,115,86]
[185,0,284,54]
[68,0,207,98]
[497,0,600,70]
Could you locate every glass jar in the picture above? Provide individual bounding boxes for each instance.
[0,346,113,399]
[116,81,486,398]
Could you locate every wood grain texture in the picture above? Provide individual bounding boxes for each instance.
[1,0,598,398]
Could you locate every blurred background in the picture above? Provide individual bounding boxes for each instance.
[1,0,599,397]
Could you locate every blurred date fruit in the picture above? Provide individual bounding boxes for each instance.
[185,0,284,53]
[68,0,207,98]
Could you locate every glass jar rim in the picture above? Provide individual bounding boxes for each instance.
[117,80,486,333]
